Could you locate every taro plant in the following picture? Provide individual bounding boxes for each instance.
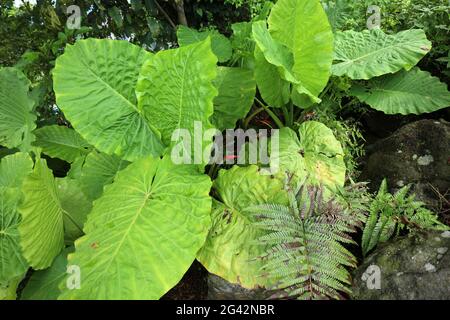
[0,38,220,299]
[331,29,450,115]
[197,121,347,290]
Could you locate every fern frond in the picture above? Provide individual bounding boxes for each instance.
[251,182,363,300]
[362,179,449,256]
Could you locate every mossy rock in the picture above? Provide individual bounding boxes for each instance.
[362,119,450,208]
[352,231,450,300]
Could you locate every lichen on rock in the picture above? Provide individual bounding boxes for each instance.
[352,231,450,300]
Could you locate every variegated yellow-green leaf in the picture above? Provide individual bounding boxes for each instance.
[210,67,256,130]
[136,38,218,146]
[33,125,92,163]
[332,29,431,80]
[53,39,164,161]
[268,0,334,106]
[18,158,65,269]
[0,68,36,151]
[197,165,288,289]
[59,156,212,299]
[350,68,450,115]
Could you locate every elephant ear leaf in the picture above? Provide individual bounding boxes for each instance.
[211,67,256,131]
[272,122,346,189]
[58,156,212,300]
[252,21,297,83]
[0,68,36,151]
[18,158,65,269]
[53,39,164,162]
[33,125,92,163]
[0,153,33,283]
[177,25,232,63]
[268,0,334,106]
[252,21,320,106]
[197,165,288,289]
[332,29,431,80]
[350,68,450,115]
[136,38,218,147]
[254,46,290,107]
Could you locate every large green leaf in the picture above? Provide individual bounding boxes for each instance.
[350,68,450,115]
[272,122,346,189]
[53,39,164,161]
[0,68,36,151]
[197,165,288,289]
[80,150,129,201]
[252,21,321,106]
[177,26,232,63]
[252,21,297,83]
[18,158,65,269]
[268,0,334,105]
[59,156,212,299]
[21,247,73,300]
[56,178,92,243]
[33,125,92,163]
[332,29,431,80]
[137,38,218,147]
[210,67,256,130]
[0,153,33,282]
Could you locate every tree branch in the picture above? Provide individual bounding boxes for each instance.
[154,0,177,30]
[173,0,188,26]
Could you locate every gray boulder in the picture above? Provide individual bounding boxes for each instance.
[361,119,450,208]
[352,231,450,300]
